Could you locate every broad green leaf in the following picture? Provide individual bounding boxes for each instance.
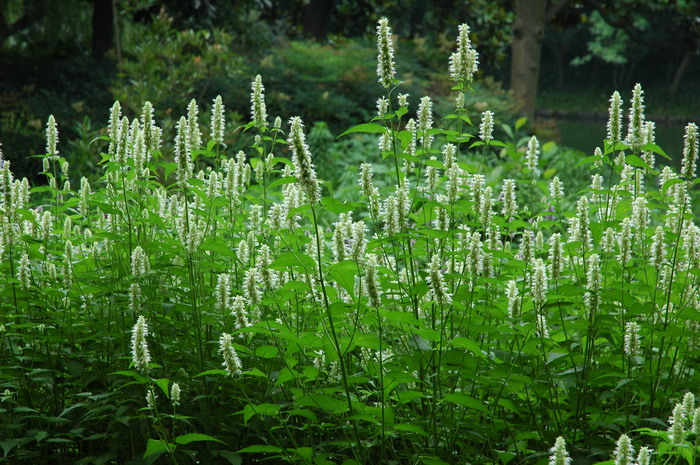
[442,393,488,413]
[338,123,387,138]
[393,424,428,436]
[450,337,486,359]
[200,239,236,257]
[641,142,671,160]
[238,445,283,454]
[295,394,349,413]
[393,106,408,118]
[624,155,650,169]
[242,403,281,424]
[143,439,171,459]
[193,369,228,378]
[268,176,297,189]
[175,433,225,445]
[269,252,316,271]
[662,178,684,195]
[255,345,278,358]
[546,352,569,366]
[380,310,420,327]
[421,457,450,465]
[109,371,149,383]
[0,439,22,458]
[329,260,358,297]
[154,378,169,397]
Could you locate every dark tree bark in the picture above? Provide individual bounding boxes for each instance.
[303,0,333,40]
[670,54,692,96]
[510,0,547,122]
[91,0,114,58]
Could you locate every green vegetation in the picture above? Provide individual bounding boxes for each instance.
[2,17,700,465]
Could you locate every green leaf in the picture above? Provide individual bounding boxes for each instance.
[238,445,283,454]
[662,178,684,195]
[268,176,298,189]
[421,457,450,465]
[337,123,387,138]
[193,369,228,378]
[269,252,316,271]
[515,117,528,130]
[624,155,650,169]
[0,439,22,458]
[546,352,569,365]
[200,239,236,257]
[329,260,358,297]
[154,378,169,397]
[175,433,225,445]
[380,310,420,327]
[393,424,428,436]
[641,143,671,160]
[242,368,268,378]
[109,370,149,383]
[450,337,486,359]
[255,345,278,358]
[574,155,603,168]
[442,393,488,413]
[242,403,281,424]
[143,439,171,459]
[295,394,349,413]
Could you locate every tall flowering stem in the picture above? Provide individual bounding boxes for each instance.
[681,122,698,180]
[288,117,320,205]
[607,91,623,145]
[449,23,479,89]
[250,74,267,130]
[626,83,645,152]
[131,315,151,373]
[376,18,396,89]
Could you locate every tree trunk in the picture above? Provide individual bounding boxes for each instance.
[303,0,332,40]
[91,0,114,58]
[510,0,547,123]
[670,54,692,97]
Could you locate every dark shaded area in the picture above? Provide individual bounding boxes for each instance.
[1,0,700,180]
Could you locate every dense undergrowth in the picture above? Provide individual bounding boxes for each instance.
[2,19,700,465]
